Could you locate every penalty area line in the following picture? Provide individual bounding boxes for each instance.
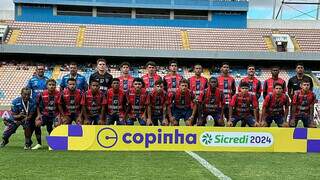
[185,151,232,180]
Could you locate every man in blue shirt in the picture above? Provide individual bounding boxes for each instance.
[60,62,88,92]
[26,64,48,150]
[27,64,49,100]
[1,87,36,149]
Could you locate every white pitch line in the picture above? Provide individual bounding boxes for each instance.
[185,151,232,180]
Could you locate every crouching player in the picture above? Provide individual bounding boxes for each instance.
[261,83,290,127]
[290,79,317,128]
[99,78,126,125]
[0,88,36,149]
[147,80,169,126]
[228,82,259,127]
[168,79,197,126]
[35,79,60,147]
[81,79,106,125]
[58,78,82,125]
[200,77,225,126]
[126,78,148,125]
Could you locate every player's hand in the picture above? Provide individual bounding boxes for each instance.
[147,119,153,126]
[169,116,175,124]
[282,122,289,128]
[196,120,204,126]
[98,120,106,125]
[186,116,194,126]
[76,116,82,125]
[289,119,296,127]
[84,120,91,125]
[19,112,27,119]
[3,120,9,126]
[185,119,192,126]
[308,122,317,128]
[35,116,42,127]
[227,121,233,127]
[162,119,169,126]
[253,122,260,127]
[260,121,267,127]
[218,119,225,126]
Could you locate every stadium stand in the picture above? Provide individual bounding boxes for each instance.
[1,21,320,52]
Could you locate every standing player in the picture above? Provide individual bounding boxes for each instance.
[142,61,162,93]
[27,64,49,100]
[290,79,317,128]
[99,78,127,125]
[238,65,262,126]
[147,80,168,126]
[35,79,60,144]
[81,79,106,125]
[188,64,207,125]
[27,64,49,150]
[163,60,183,93]
[228,82,259,127]
[168,79,196,126]
[217,62,236,123]
[263,66,286,99]
[89,58,113,94]
[126,78,148,125]
[60,62,88,92]
[261,83,290,127]
[118,62,134,93]
[0,88,36,149]
[200,77,225,126]
[288,63,313,100]
[188,64,207,98]
[58,78,82,125]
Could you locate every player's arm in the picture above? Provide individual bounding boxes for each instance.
[309,94,317,127]
[11,107,26,122]
[237,80,242,93]
[83,77,89,91]
[81,105,89,125]
[260,95,269,126]
[147,105,153,126]
[80,95,89,124]
[60,77,66,91]
[260,106,267,127]
[167,93,175,124]
[287,78,293,99]
[290,95,297,126]
[187,93,197,126]
[230,79,236,96]
[146,94,152,126]
[123,94,131,121]
[257,80,262,100]
[252,96,259,125]
[162,103,168,126]
[36,94,42,121]
[309,76,314,91]
[163,77,168,92]
[227,95,236,127]
[99,106,106,125]
[57,94,66,124]
[99,95,107,125]
[220,91,225,123]
[228,106,233,127]
[263,81,268,99]
[284,104,289,124]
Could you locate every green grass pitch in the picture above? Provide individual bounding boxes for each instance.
[0,118,319,180]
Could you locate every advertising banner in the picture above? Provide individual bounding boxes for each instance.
[47,125,320,153]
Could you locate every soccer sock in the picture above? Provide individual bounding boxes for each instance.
[35,127,42,145]
[25,138,32,147]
